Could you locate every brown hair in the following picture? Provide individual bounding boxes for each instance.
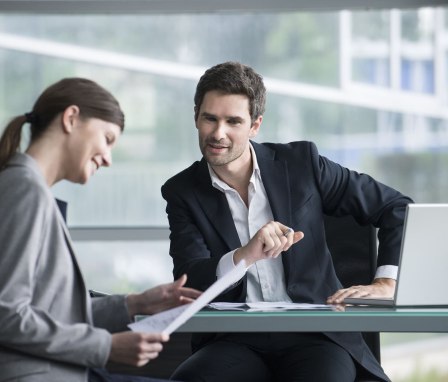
[194,61,266,123]
[0,78,125,170]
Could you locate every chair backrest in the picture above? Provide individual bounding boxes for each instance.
[55,198,68,222]
[324,214,381,363]
[112,215,381,379]
[58,197,380,377]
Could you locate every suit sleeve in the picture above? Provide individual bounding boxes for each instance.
[91,295,130,332]
[0,175,111,368]
[161,181,245,300]
[308,142,413,267]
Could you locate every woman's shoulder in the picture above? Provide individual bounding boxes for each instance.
[0,158,53,219]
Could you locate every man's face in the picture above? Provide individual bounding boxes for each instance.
[196,90,261,169]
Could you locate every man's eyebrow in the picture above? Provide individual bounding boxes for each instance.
[200,112,245,122]
[201,112,216,118]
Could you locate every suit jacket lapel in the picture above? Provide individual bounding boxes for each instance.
[194,159,242,251]
[252,142,292,228]
[55,202,91,321]
[252,142,295,280]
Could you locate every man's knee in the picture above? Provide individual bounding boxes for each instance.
[171,342,271,382]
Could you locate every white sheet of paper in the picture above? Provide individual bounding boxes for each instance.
[128,260,247,334]
[209,301,333,311]
[208,302,247,310]
[246,302,332,310]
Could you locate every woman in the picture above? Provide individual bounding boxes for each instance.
[0,78,199,382]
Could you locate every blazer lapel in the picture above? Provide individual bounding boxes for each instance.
[252,142,292,227]
[54,201,91,321]
[252,142,295,281]
[194,159,242,251]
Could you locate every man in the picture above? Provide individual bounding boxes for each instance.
[161,61,412,382]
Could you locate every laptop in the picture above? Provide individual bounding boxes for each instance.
[344,204,448,307]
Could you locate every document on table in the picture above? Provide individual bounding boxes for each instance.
[247,302,333,311]
[208,301,334,311]
[128,260,247,335]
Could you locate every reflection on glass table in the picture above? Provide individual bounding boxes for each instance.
[173,306,448,333]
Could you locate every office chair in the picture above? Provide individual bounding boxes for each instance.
[108,215,382,380]
[324,214,382,382]
[324,214,380,362]
[55,198,68,222]
[55,200,382,379]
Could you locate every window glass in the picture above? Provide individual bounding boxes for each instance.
[0,9,446,229]
[446,8,448,30]
[401,8,434,42]
[351,10,390,86]
[446,50,448,107]
[400,8,435,93]
[73,241,173,293]
[1,9,447,380]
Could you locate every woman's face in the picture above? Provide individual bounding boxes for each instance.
[65,117,121,184]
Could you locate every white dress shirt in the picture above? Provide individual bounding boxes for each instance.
[211,144,397,303]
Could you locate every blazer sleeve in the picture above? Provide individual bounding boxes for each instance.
[308,142,413,267]
[91,295,131,332]
[161,179,245,300]
[0,175,111,368]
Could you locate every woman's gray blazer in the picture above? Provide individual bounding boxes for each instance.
[0,153,130,382]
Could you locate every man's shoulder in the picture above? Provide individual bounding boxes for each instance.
[254,140,317,158]
[162,160,202,189]
[260,140,313,149]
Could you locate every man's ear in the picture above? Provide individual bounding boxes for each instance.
[194,106,198,128]
[249,115,263,138]
[61,105,80,134]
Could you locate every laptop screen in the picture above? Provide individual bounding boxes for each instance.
[344,203,448,307]
[394,204,448,306]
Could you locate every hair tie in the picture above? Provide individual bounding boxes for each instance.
[24,112,36,124]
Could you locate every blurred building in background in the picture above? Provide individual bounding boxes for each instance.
[0,4,447,381]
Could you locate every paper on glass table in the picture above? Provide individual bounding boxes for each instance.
[208,301,333,312]
[128,260,247,335]
[208,302,247,310]
[247,302,333,310]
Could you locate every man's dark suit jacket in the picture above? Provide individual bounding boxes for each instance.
[162,140,412,381]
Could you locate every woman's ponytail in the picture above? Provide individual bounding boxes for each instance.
[0,115,27,170]
[0,77,124,171]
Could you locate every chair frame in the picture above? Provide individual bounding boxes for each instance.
[324,214,381,363]
[108,215,382,379]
